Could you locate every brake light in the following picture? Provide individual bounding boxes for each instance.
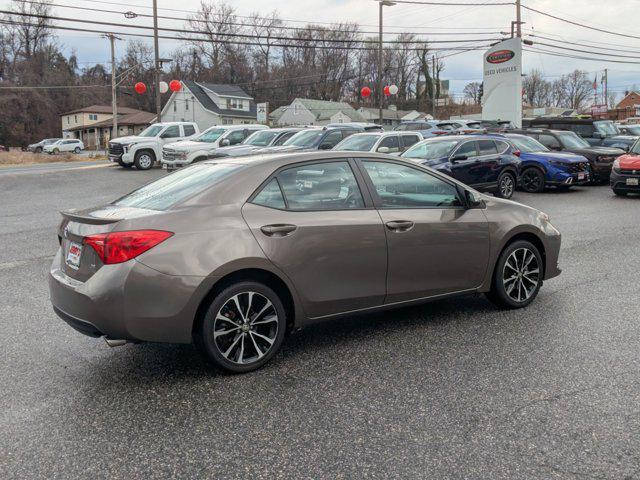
[513,150,521,157]
[433,131,449,135]
[84,230,173,264]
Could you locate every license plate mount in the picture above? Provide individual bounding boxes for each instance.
[65,242,83,270]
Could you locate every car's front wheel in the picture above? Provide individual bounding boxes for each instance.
[197,281,287,373]
[35,147,42,153]
[134,150,155,170]
[73,147,81,154]
[495,171,516,199]
[486,240,543,309]
[520,167,545,193]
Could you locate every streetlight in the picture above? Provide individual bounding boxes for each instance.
[378,0,395,128]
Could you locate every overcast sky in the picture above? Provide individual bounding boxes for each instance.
[4,0,639,99]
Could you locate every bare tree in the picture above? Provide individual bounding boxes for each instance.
[463,82,482,105]
[4,0,53,60]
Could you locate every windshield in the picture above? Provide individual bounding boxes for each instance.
[624,125,640,135]
[594,121,618,136]
[334,134,378,151]
[114,163,243,210]
[138,125,163,137]
[283,130,324,147]
[402,139,459,160]
[508,135,548,153]
[630,140,640,154]
[558,132,590,149]
[194,128,226,143]
[243,130,279,146]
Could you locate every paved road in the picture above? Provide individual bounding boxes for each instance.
[1,165,639,479]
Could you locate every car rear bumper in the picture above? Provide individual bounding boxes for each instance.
[49,249,208,344]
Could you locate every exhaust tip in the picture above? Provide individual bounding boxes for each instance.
[104,337,127,348]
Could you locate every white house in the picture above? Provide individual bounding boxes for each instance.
[273,98,365,126]
[161,81,258,130]
[357,106,431,129]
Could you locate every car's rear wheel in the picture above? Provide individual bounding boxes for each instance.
[613,189,627,197]
[486,240,543,309]
[35,147,42,153]
[73,147,81,154]
[520,167,545,193]
[197,281,287,373]
[495,171,516,199]
[134,150,155,170]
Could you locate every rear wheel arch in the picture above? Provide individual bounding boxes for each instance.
[192,268,297,339]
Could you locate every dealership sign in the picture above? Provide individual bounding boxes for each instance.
[482,38,523,128]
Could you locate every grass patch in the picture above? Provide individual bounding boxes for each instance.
[0,150,107,166]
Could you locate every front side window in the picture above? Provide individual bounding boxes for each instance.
[252,178,286,209]
[161,126,181,138]
[276,161,364,211]
[539,134,562,149]
[334,134,378,152]
[362,161,461,208]
[226,130,246,145]
[454,141,478,158]
[320,131,343,149]
[283,130,324,147]
[196,128,226,143]
[244,130,280,146]
[377,135,400,153]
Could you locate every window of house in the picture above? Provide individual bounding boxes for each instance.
[173,102,177,112]
[362,161,461,208]
[67,116,70,125]
[74,115,78,123]
[222,118,233,125]
[276,161,365,211]
[185,99,189,110]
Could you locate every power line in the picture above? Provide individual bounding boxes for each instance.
[527,33,640,56]
[532,41,640,60]
[391,0,513,4]
[524,47,640,65]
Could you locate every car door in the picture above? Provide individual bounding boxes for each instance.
[476,139,501,185]
[449,140,481,186]
[376,135,401,155]
[159,125,181,145]
[242,159,387,318]
[358,159,490,303]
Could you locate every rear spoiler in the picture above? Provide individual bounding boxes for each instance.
[61,210,121,225]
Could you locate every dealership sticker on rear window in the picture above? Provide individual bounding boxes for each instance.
[66,242,83,270]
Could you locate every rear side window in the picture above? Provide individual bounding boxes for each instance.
[183,125,196,136]
[478,140,498,155]
[252,179,286,209]
[495,140,510,153]
[276,161,364,211]
[114,163,243,211]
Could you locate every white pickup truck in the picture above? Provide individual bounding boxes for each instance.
[161,124,268,170]
[108,122,199,170]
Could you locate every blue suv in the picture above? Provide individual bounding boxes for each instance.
[501,134,590,192]
[401,135,521,199]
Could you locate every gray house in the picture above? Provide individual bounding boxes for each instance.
[161,81,258,130]
[272,98,365,126]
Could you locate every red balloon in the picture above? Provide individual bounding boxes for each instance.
[360,86,371,98]
[134,82,146,94]
[383,85,391,96]
[169,80,182,92]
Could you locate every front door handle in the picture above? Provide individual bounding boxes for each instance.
[385,220,414,232]
[260,224,297,237]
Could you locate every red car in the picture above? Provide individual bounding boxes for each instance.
[610,141,640,196]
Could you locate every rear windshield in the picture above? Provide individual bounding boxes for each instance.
[114,163,243,210]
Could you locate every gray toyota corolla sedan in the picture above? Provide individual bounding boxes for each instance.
[49,152,561,372]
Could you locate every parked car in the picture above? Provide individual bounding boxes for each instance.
[522,117,636,151]
[480,120,515,132]
[501,134,590,192]
[616,123,640,136]
[43,139,84,154]
[254,126,363,154]
[108,122,199,170]
[511,128,624,183]
[162,124,268,170]
[208,128,304,159]
[610,140,640,196]
[49,152,561,372]
[333,131,422,155]
[452,120,486,134]
[394,120,456,138]
[27,138,61,153]
[402,135,521,199]
[325,122,383,131]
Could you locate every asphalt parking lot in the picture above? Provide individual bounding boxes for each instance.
[1,163,639,479]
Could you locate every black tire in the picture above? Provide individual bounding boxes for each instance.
[613,189,627,197]
[134,150,155,170]
[196,281,287,373]
[192,156,208,163]
[486,240,543,309]
[35,147,42,153]
[520,167,545,193]
[495,171,516,199]
[73,147,81,154]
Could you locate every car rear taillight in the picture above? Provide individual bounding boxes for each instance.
[84,230,173,264]
[433,131,449,135]
[513,150,521,157]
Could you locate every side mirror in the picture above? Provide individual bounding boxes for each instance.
[450,154,468,162]
[377,146,390,154]
[319,142,333,150]
[461,188,483,208]
[220,138,230,147]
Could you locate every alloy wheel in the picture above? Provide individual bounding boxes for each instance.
[521,170,542,192]
[499,174,515,198]
[212,291,278,365]
[138,154,152,169]
[502,247,540,303]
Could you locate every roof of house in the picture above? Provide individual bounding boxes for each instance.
[358,107,416,120]
[182,81,257,118]
[67,111,155,131]
[60,105,143,116]
[616,91,640,108]
[290,98,365,122]
[269,105,287,122]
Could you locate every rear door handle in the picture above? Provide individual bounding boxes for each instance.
[385,220,414,232]
[260,224,297,237]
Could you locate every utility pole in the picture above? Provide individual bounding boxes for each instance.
[104,33,121,141]
[378,1,396,128]
[152,0,162,122]
[432,55,437,118]
[515,0,522,37]
[604,68,609,109]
